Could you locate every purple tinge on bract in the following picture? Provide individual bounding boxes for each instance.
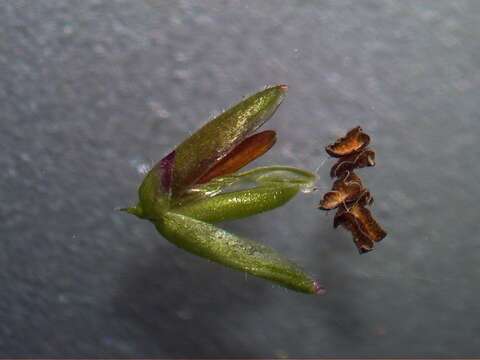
[154,150,175,195]
[314,281,327,295]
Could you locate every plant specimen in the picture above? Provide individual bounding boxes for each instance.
[123,85,326,295]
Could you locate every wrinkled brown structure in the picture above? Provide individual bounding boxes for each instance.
[319,171,365,210]
[330,148,376,178]
[325,126,370,158]
[334,204,387,253]
[320,126,386,253]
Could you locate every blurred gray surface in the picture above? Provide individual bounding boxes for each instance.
[1,0,480,356]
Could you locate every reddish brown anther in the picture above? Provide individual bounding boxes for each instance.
[350,204,386,243]
[196,130,276,185]
[321,125,387,254]
[334,208,374,253]
[318,172,365,210]
[330,148,376,178]
[334,204,386,253]
[325,126,370,158]
[356,189,374,207]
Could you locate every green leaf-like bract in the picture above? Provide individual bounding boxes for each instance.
[172,166,316,223]
[126,86,322,294]
[172,185,299,223]
[156,212,317,294]
[172,85,286,197]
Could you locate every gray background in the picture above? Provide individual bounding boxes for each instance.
[1,0,479,357]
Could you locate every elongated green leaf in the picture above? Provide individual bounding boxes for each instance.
[172,85,287,196]
[155,211,321,294]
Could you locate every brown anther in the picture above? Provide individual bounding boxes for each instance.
[350,204,386,243]
[356,189,374,207]
[330,148,376,178]
[321,125,387,253]
[325,126,370,158]
[333,206,375,253]
[318,172,365,210]
[334,203,386,253]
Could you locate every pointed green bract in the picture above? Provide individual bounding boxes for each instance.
[172,184,299,223]
[156,212,318,294]
[172,166,317,223]
[172,85,287,197]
